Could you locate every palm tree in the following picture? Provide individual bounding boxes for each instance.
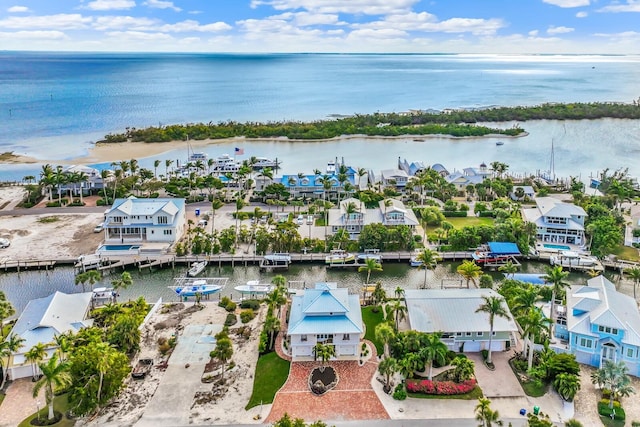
[53,333,71,362]
[264,315,281,351]
[497,261,518,278]
[626,267,640,300]
[394,286,405,301]
[553,372,581,402]
[25,342,47,380]
[111,271,133,301]
[542,265,570,336]
[358,257,383,286]
[475,295,509,365]
[32,357,71,422]
[164,159,174,180]
[0,291,16,330]
[419,332,448,380]
[475,397,503,427]
[457,260,482,288]
[0,334,24,389]
[519,308,551,370]
[313,342,335,365]
[388,299,407,331]
[592,359,636,409]
[265,287,286,317]
[370,282,387,309]
[415,248,439,289]
[375,322,395,359]
[378,356,397,394]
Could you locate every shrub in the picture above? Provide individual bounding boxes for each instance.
[392,383,407,400]
[598,401,625,421]
[406,378,477,395]
[240,299,261,310]
[599,398,621,409]
[442,211,467,217]
[225,301,237,312]
[218,296,237,312]
[481,349,489,361]
[224,313,237,327]
[240,309,256,323]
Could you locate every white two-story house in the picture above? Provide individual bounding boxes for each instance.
[103,196,186,244]
[287,283,363,361]
[522,197,588,246]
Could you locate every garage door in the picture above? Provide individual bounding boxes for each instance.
[490,341,504,352]
[463,341,481,352]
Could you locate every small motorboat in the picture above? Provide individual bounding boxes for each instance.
[187,260,208,277]
[234,280,274,295]
[169,278,226,297]
[496,141,505,146]
[325,250,356,265]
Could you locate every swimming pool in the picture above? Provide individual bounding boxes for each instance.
[543,244,571,251]
[101,245,141,251]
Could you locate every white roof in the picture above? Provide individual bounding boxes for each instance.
[9,291,93,352]
[535,197,587,219]
[566,276,640,346]
[404,289,518,333]
[110,196,181,216]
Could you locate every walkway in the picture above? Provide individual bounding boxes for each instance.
[0,378,39,427]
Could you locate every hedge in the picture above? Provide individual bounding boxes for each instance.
[406,379,477,395]
[478,211,497,218]
[442,211,468,217]
[598,401,625,421]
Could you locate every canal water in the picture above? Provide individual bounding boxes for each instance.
[0,260,630,316]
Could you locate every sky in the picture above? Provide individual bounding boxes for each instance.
[1,0,639,53]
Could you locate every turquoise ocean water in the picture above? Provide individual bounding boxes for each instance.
[2,52,640,180]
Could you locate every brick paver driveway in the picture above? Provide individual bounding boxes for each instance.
[467,351,525,398]
[266,359,389,423]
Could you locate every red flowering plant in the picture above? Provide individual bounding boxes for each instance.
[406,378,476,395]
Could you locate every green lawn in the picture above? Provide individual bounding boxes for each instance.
[18,393,75,427]
[508,359,546,397]
[245,351,290,410]
[361,306,385,356]
[610,245,640,262]
[424,216,494,234]
[407,385,484,400]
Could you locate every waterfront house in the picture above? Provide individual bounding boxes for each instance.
[510,185,536,201]
[404,289,518,353]
[379,169,409,190]
[521,197,587,246]
[554,276,640,376]
[327,198,418,239]
[287,282,363,361]
[103,196,186,244]
[280,170,357,200]
[53,164,108,197]
[398,157,428,177]
[6,291,93,380]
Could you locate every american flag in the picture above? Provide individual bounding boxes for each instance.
[234,147,244,155]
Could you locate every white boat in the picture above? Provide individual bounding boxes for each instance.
[326,160,336,174]
[169,278,225,297]
[357,253,382,262]
[92,287,115,300]
[252,157,280,170]
[212,154,242,172]
[409,256,423,267]
[263,253,291,265]
[188,152,208,163]
[325,249,355,265]
[550,251,599,267]
[187,260,208,277]
[234,280,274,295]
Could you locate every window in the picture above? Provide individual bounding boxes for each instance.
[113,216,123,223]
[627,348,634,358]
[455,332,462,337]
[580,338,593,348]
[465,332,472,337]
[301,335,307,342]
[477,332,484,337]
[342,334,350,340]
[492,331,496,336]
[598,325,604,332]
[158,216,168,224]
[612,328,619,335]
[163,230,172,235]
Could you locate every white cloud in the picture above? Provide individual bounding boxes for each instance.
[547,25,574,34]
[143,0,181,12]
[84,0,136,11]
[529,30,539,36]
[0,30,67,40]
[250,0,419,15]
[347,28,408,39]
[0,14,92,30]
[105,30,173,41]
[598,1,640,12]
[576,11,588,17]
[542,0,590,7]
[7,5,30,13]
[353,13,503,36]
[155,20,232,33]
[92,16,158,31]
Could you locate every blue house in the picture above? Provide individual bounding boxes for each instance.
[555,276,640,376]
[287,283,363,361]
[280,169,356,199]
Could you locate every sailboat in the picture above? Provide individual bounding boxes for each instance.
[540,138,555,183]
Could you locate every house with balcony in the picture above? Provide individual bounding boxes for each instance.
[327,198,418,239]
[6,291,93,380]
[521,197,588,246]
[287,282,363,361]
[103,196,186,244]
[280,170,357,200]
[379,169,409,190]
[404,289,518,353]
[554,276,640,376]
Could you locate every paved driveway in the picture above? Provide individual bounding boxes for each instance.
[467,351,525,398]
[135,324,221,427]
[0,378,38,427]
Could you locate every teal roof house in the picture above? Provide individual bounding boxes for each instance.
[554,276,640,376]
[287,283,363,361]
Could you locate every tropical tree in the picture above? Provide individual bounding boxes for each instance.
[475,397,503,427]
[475,295,509,365]
[497,261,518,278]
[553,372,580,402]
[520,308,551,370]
[74,270,102,293]
[591,359,636,409]
[53,333,71,362]
[457,260,483,288]
[0,291,16,330]
[415,248,439,289]
[211,337,234,382]
[358,257,383,285]
[388,299,407,331]
[108,315,141,355]
[375,322,395,359]
[542,265,570,336]
[25,342,47,380]
[264,315,281,351]
[313,342,335,365]
[419,332,448,380]
[451,356,475,383]
[0,333,24,389]
[626,267,640,300]
[33,356,71,421]
[111,271,133,301]
[378,356,397,394]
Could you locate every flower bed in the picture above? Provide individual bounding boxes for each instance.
[406,378,477,395]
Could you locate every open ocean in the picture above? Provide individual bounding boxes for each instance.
[1,52,640,180]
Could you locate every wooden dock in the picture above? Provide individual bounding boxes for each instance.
[1,258,58,272]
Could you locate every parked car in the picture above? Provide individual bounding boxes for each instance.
[93,223,104,233]
[297,215,304,225]
[306,215,314,225]
[198,219,208,227]
[0,238,10,248]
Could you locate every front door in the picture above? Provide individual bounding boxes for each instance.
[601,343,617,365]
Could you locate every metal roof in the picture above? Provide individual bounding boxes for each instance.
[487,242,521,255]
[110,196,184,217]
[404,289,518,334]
